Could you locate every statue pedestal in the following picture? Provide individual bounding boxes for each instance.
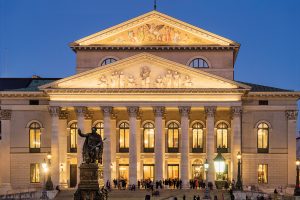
[74,163,104,200]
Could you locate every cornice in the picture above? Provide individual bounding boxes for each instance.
[0,91,48,98]
[244,92,300,98]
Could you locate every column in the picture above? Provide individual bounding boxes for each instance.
[0,109,12,192]
[153,106,165,182]
[101,106,113,184]
[205,106,216,182]
[48,106,60,187]
[110,114,117,180]
[127,106,139,185]
[179,106,190,188]
[58,110,68,188]
[231,106,242,182]
[286,110,298,186]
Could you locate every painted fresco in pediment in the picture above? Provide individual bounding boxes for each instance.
[57,61,237,89]
[92,20,217,46]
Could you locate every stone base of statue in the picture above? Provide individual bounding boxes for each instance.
[74,163,104,200]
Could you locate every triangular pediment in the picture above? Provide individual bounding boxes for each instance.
[72,11,238,46]
[40,53,249,91]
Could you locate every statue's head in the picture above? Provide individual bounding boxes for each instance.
[92,127,97,133]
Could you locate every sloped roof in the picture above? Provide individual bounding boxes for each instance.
[0,78,60,91]
[237,81,293,92]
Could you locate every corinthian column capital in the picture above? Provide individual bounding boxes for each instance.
[0,109,12,120]
[205,106,216,118]
[231,106,242,118]
[48,106,61,117]
[286,110,298,120]
[153,106,165,117]
[179,106,191,117]
[127,106,139,117]
[101,106,113,117]
[75,106,87,117]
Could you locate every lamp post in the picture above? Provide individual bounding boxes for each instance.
[45,153,54,190]
[40,159,49,199]
[214,149,226,190]
[235,152,243,190]
[294,160,300,196]
[203,159,211,199]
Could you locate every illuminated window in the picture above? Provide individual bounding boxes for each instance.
[189,58,209,68]
[143,122,155,152]
[192,122,204,153]
[119,122,129,152]
[29,122,41,153]
[168,164,179,179]
[216,122,228,152]
[69,123,77,153]
[167,122,179,152]
[258,164,268,183]
[30,163,40,183]
[100,58,117,66]
[257,122,269,153]
[143,164,154,181]
[119,164,129,180]
[94,122,104,139]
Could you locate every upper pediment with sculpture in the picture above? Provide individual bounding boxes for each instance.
[72,11,238,47]
[40,53,247,90]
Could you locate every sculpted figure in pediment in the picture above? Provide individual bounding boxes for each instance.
[183,75,193,87]
[98,75,108,88]
[165,70,173,88]
[155,75,164,87]
[173,71,181,87]
[127,75,136,87]
[110,72,118,88]
[140,66,151,87]
[119,71,125,88]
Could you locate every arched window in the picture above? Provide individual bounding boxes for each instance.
[143,122,155,152]
[216,122,228,152]
[69,122,77,153]
[94,122,104,139]
[188,58,209,68]
[167,122,179,152]
[192,122,204,153]
[100,57,117,66]
[119,122,129,152]
[257,122,269,153]
[29,122,41,153]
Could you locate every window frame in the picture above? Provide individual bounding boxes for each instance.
[30,163,40,183]
[191,122,204,153]
[94,121,104,139]
[188,57,209,68]
[100,57,118,66]
[69,122,78,153]
[167,122,180,153]
[119,122,130,153]
[216,122,229,153]
[28,122,42,153]
[143,122,155,153]
[257,122,270,153]
[258,164,268,184]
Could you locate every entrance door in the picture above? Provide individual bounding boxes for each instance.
[192,164,204,180]
[143,164,154,180]
[118,164,129,181]
[70,164,77,188]
[167,164,179,179]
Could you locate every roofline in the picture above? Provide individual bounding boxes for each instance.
[245,91,300,98]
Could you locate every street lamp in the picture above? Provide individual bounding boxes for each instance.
[214,150,226,180]
[203,159,211,199]
[45,153,53,190]
[294,160,300,196]
[40,159,49,200]
[235,152,243,190]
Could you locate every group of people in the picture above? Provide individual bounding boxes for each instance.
[112,179,128,190]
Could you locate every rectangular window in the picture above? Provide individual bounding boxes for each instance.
[259,100,268,105]
[119,128,129,152]
[29,100,39,105]
[30,163,40,183]
[258,164,268,183]
[143,164,154,181]
[167,164,179,179]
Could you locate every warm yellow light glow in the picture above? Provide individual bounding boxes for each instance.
[47,153,52,160]
[296,160,300,166]
[237,152,241,160]
[204,159,209,171]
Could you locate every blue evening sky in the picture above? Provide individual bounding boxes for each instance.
[0,0,299,129]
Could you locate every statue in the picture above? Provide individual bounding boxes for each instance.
[127,75,136,87]
[140,66,151,87]
[98,75,108,88]
[165,70,173,88]
[78,127,104,164]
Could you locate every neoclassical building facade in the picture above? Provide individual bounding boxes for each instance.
[0,11,299,191]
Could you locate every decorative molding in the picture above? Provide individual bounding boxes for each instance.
[48,106,61,117]
[231,106,242,118]
[75,106,87,117]
[286,110,298,120]
[0,109,12,120]
[127,106,139,117]
[101,106,113,117]
[178,106,191,117]
[205,106,216,118]
[84,111,93,120]
[153,106,165,117]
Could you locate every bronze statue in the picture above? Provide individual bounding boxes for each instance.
[78,127,104,164]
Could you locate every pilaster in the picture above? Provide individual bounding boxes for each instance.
[179,106,190,188]
[0,109,12,192]
[127,106,139,185]
[205,106,216,183]
[286,110,298,186]
[58,110,68,188]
